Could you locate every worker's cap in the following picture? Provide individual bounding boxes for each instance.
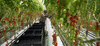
[43,9,47,12]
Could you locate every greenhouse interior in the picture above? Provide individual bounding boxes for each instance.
[0,0,100,46]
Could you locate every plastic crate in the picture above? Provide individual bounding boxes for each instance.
[11,23,45,46]
[12,35,43,46]
[32,23,45,27]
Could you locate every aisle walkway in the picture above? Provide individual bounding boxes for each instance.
[45,18,63,46]
[1,18,63,46]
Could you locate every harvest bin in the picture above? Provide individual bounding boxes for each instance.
[24,29,43,35]
[32,23,45,27]
[11,23,45,46]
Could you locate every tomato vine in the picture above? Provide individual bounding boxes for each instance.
[0,0,44,45]
[44,0,100,46]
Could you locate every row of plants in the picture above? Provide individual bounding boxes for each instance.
[0,0,44,45]
[44,0,100,46]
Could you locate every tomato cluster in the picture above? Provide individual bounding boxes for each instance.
[78,25,81,34]
[97,42,100,46]
[21,22,24,27]
[0,30,6,38]
[74,30,79,45]
[56,0,60,7]
[65,9,79,27]
[95,22,99,31]
[70,15,79,26]
[18,18,21,22]
[15,10,18,13]
[52,33,57,46]
[13,16,16,25]
[74,30,77,38]
[57,0,60,5]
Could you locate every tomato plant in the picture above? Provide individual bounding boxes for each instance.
[44,0,100,46]
[0,0,45,45]
[1,0,100,46]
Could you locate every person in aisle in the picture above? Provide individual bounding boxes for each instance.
[39,9,49,24]
[39,9,49,38]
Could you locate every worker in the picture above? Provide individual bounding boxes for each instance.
[39,9,49,38]
[39,9,53,37]
[39,9,49,24]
